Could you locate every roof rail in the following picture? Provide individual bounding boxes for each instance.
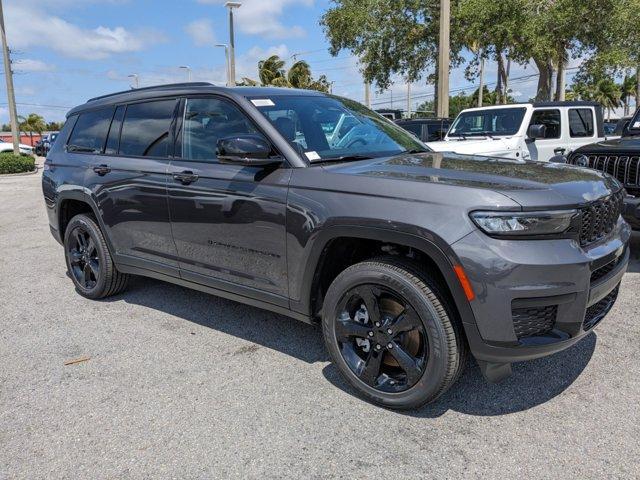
[87,82,215,102]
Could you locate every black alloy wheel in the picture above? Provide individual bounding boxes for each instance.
[334,284,428,393]
[67,226,100,290]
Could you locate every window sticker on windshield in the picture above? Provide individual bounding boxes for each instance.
[634,121,640,129]
[305,151,321,161]
[251,99,275,107]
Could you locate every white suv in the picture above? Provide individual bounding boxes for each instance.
[427,101,605,162]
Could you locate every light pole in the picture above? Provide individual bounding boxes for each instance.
[0,0,20,154]
[225,2,241,86]
[436,0,450,118]
[215,44,231,86]
[128,74,139,89]
[179,65,192,82]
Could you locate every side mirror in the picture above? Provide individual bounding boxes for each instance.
[527,124,546,141]
[217,134,282,166]
[549,154,567,164]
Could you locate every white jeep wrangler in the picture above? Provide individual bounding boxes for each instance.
[427,101,605,162]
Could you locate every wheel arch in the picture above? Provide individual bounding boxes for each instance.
[291,225,476,328]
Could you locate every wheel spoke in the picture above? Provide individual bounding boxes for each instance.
[88,259,100,278]
[353,285,381,323]
[86,237,97,256]
[83,263,92,286]
[389,342,422,384]
[69,249,83,265]
[75,230,86,249]
[335,318,372,341]
[391,306,422,335]
[358,350,384,386]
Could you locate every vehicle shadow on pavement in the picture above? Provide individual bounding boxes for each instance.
[107,277,329,364]
[322,333,596,417]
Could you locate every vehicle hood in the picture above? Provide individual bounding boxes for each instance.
[426,137,520,156]
[323,152,621,208]
[574,135,640,153]
[1,142,33,150]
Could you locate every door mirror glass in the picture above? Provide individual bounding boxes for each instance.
[217,134,280,166]
[527,124,546,141]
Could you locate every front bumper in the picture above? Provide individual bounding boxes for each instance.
[451,219,631,365]
[623,195,640,230]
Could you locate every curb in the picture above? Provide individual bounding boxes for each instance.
[0,166,40,177]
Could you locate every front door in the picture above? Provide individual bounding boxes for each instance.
[168,96,290,302]
[527,108,562,161]
[79,99,180,274]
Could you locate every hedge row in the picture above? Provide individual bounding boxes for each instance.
[0,153,36,174]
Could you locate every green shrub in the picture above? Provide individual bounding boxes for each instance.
[0,153,36,174]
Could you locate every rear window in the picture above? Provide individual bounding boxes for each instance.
[119,99,177,157]
[569,108,594,137]
[67,107,114,153]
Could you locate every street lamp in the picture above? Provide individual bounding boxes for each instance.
[215,44,231,87]
[179,65,192,82]
[224,1,241,86]
[128,73,139,89]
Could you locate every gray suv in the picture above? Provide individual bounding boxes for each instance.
[42,84,630,409]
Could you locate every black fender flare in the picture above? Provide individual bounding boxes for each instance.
[290,224,477,327]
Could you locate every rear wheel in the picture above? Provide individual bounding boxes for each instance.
[64,213,129,299]
[322,258,467,409]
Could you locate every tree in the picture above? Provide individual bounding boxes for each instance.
[251,55,331,92]
[592,78,621,120]
[18,113,46,146]
[620,75,637,116]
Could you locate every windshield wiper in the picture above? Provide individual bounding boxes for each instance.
[311,154,373,164]
[402,148,429,154]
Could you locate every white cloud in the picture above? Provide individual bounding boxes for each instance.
[236,44,290,80]
[5,4,165,60]
[197,0,311,39]
[185,19,216,47]
[12,59,55,73]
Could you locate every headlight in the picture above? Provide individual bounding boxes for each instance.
[470,210,577,236]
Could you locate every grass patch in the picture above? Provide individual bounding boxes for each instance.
[0,153,36,174]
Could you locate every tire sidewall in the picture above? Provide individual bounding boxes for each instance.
[322,263,453,409]
[63,215,110,299]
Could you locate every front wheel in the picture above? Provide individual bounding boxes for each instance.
[322,258,467,409]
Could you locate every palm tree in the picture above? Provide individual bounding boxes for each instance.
[258,55,286,86]
[18,113,46,147]
[249,55,331,93]
[287,60,312,89]
[593,79,622,120]
[620,75,636,116]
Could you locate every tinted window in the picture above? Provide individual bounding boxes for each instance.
[399,122,423,137]
[569,108,594,137]
[105,105,125,155]
[449,108,526,136]
[427,124,449,141]
[67,107,114,153]
[252,95,427,161]
[530,109,561,138]
[181,97,258,161]
[119,100,176,157]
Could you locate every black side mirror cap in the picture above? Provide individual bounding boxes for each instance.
[217,134,283,166]
[527,124,546,141]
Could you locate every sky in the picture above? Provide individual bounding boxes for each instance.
[0,0,625,125]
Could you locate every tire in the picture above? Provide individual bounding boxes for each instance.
[63,213,129,299]
[322,257,467,410]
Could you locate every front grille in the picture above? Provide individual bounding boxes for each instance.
[512,305,557,339]
[570,153,640,191]
[579,190,624,246]
[583,286,619,330]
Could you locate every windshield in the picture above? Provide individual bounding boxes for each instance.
[248,95,428,162]
[449,107,526,137]
[629,110,640,135]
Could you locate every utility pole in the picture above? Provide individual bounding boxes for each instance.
[0,0,20,154]
[436,0,450,118]
[364,82,371,108]
[128,74,139,88]
[225,2,241,86]
[216,44,231,86]
[478,53,484,107]
[406,81,412,118]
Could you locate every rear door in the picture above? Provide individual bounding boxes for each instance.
[83,98,180,275]
[167,96,290,302]
[567,107,598,155]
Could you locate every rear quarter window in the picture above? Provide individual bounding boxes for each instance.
[67,107,114,153]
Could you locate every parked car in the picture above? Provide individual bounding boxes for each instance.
[565,107,640,230]
[603,120,618,136]
[43,84,630,409]
[427,101,605,162]
[395,117,452,142]
[0,138,34,155]
[375,108,403,121]
[611,116,633,139]
[35,133,59,156]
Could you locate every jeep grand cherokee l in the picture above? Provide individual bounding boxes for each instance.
[42,84,630,409]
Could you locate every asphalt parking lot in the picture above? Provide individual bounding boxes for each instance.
[1,168,639,479]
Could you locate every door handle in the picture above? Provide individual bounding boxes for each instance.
[93,164,111,176]
[173,170,199,184]
[554,147,566,156]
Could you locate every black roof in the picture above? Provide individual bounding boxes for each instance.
[69,82,326,116]
[395,117,451,123]
[531,100,601,108]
